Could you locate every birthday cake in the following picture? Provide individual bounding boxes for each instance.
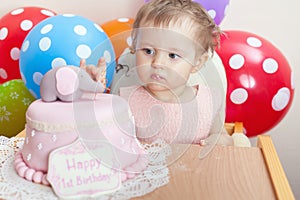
[13,67,148,198]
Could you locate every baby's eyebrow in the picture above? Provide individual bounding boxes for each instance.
[141,42,155,47]
[135,42,154,50]
[168,47,184,53]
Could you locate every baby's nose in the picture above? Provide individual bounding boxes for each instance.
[151,53,166,69]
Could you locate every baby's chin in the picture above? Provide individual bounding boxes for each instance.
[144,82,170,92]
[144,83,184,101]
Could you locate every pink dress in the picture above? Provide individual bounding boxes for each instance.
[120,85,215,144]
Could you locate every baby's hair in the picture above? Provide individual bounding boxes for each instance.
[131,0,221,56]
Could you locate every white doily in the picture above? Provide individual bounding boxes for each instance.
[0,136,171,200]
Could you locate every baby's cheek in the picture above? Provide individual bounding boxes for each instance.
[168,70,189,83]
[136,66,150,81]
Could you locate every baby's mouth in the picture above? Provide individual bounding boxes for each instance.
[150,73,165,81]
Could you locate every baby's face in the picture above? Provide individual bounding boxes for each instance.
[135,27,200,94]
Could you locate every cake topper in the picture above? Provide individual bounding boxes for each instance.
[40,66,106,102]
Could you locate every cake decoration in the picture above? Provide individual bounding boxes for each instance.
[14,65,148,198]
[40,66,106,102]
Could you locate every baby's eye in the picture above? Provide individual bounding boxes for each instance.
[169,53,180,59]
[142,48,155,55]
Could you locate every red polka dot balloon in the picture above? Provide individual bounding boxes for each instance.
[216,30,294,137]
[0,7,56,84]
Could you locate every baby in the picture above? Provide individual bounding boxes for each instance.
[82,0,248,146]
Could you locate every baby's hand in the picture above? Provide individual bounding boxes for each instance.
[232,133,251,147]
[80,58,107,86]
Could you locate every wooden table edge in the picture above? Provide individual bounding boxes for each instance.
[257,135,295,200]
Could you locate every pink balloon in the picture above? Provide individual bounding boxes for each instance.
[216,30,294,137]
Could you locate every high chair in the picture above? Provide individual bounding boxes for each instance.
[110,50,295,199]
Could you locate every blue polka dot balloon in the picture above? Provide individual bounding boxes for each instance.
[19,14,116,98]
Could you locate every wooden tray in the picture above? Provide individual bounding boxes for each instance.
[16,123,295,200]
[133,122,295,200]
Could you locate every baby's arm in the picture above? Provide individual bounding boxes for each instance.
[206,87,251,147]
[80,58,107,86]
[207,116,251,147]
[207,111,251,147]
[206,114,234,146]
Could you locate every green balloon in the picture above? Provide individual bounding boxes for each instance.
[0,79,36,137]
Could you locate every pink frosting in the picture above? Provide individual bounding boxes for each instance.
[15,93,148,185]
[14,151,49,185]
[33,171,44,183]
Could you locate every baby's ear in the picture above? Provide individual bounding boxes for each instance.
[191,53,209,73]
